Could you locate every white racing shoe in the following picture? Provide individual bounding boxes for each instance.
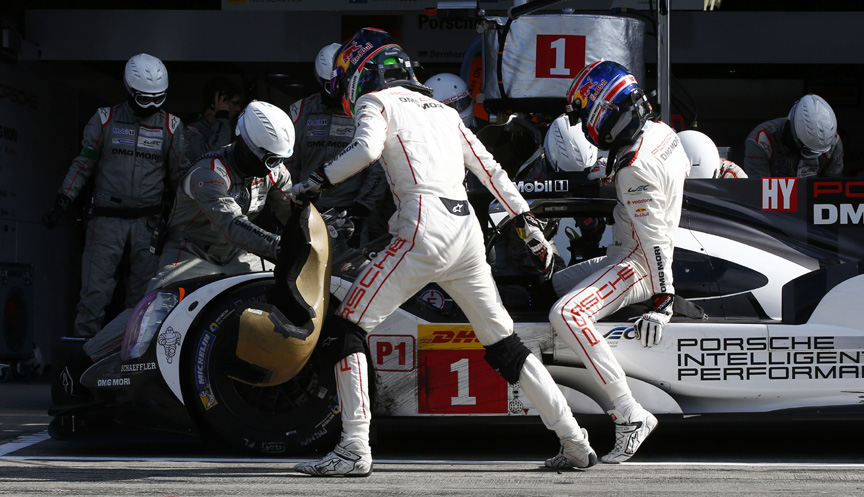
[294,439,373,477]
[600,407,658,463]
[545,428,597,469]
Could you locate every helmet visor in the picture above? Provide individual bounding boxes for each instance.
[800,147,822,159]
[261,152,288,171]
[327,65,345,96]
[134,91,167,108]
[442,93,473,114]
[330,28,395,98]
[790,127,829,159]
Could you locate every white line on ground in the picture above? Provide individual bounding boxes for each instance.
[0,431,51,457]
[0,452,863,468]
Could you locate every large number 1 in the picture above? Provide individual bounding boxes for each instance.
[449,358,477,406]
[549,37,570,76]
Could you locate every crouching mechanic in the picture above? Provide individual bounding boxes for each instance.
[290,27,597,477]
[546,61,689,463]
[82,101,296,361]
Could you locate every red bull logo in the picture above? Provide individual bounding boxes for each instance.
[574,80,597,109]
[635,207,648,217]
[337,42,374,72]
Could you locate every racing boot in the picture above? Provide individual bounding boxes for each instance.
[295,352,372,477]
[545,428,597,469]
[600,406,658,463]
[294,438,372,477]
[516,353,596,469]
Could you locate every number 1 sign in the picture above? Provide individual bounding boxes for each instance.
[535,34,586,79]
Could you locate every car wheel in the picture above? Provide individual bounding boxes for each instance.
[181,280,341,456]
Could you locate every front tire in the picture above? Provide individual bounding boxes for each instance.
[181,280,341,455]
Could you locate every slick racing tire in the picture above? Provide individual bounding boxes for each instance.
[181,280,340,456]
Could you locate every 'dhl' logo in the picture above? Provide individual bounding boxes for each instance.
[761,178,797,212]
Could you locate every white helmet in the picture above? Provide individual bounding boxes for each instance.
[544,115,598,172]
[235,101,294,170]
[424,73,473,127]
[678,130,720,179]
[315,43,342,92]
[788,94,837,158]
[124,53,168,108]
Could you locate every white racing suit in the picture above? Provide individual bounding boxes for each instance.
[742,117,843,178]
[548,120,688,402]
[288,92,391,246]
[322,87,583,445]
[83,145,294,360]
[57,102,188,337]
[288,92,388,213]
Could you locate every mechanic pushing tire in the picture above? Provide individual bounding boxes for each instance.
[182,202,342,456]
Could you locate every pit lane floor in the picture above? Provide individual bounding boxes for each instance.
[2,379,864,496]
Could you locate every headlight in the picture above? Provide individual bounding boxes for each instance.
[121,289,180,361]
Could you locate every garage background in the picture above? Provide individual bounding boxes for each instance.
[0,0,862,365]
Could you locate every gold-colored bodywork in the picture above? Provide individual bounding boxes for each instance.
[233,205,331,386]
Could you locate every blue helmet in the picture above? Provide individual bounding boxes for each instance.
[331,28,430,117]
[565,61,652,150]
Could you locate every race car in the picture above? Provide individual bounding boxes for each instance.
[48,165,864,456]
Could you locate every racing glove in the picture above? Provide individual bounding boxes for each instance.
[634,293,674,348]
[290,167,333,198]
[346,203,370,249]
[42,194,72,229]
[273,235,283,263]
[718,159,747,179]
[587,157,607,181]
[513,212,554,277]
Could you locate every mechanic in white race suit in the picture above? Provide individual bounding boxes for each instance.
[291,28,598,477]
[83,101,295,361]
[742,94,843,178]
[42,53,189,338]
[287,43,389,247]
[547,60,689,463]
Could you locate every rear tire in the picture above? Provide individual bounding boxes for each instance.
[181,280,341,456]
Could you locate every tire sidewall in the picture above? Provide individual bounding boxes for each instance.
[181,280,341,455]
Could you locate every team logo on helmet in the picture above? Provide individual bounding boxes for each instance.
[337,41,374,72]
[567,61,603,110]
[574,80,598,109]
[565,60,649,150]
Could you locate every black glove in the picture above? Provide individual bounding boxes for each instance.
[513,212,554,277]
[346,203,371,249]
[291,167,333,199]
[42,194,72,229]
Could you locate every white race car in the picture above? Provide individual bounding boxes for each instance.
[49,171,864,456]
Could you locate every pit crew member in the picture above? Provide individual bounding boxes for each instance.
[742,94,843,178]
[287,42,389,248]
[184,78,244,162]
[678,130,747,178]
[291,28,598,477]
[42,53,189,338]
[548,60,689,463]
[82,101,296,362]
